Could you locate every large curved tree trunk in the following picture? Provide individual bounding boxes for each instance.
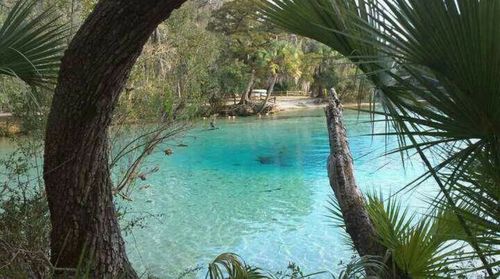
[325,89,385,259]
[43,0,185,277]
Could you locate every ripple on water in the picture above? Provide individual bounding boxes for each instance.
[116,109,436,278]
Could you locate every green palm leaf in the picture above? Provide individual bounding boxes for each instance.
[207,253,268,279]
[335,255,387,279]
[365,195,467,278]
[0,0,67,87]
[259,0,499,275]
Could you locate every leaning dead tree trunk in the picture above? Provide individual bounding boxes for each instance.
[43,0,186,277]
[239,68,256,104]
[325,89,385,258]
[258,74,278,114]
[326,89,408,278]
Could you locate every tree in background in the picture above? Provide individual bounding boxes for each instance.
[1,0,374,122]
[256,40,302,112]
[309,45,339,99]
[210,59,249,108]
[208,0,277,105]
[120,0,221,121]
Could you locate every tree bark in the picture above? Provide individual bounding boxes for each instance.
[239,68,255,104]
[258,74,278,113]
[325,88,385,258]
[43,0,186,277]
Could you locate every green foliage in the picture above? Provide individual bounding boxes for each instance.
[207,0,276,66]
[1,84,51,133]
[333,256,387,279]
[328,193,486,278]
[122,0,221,120]
[217,61,249,96]
[0,140,49,278]
[0,0,67,87]
[0,0,66,135]
[205,253,387,279]
[261,0,499,275]
[258,0,383,86]
[207,253,268,279]
[257,40,303,80]
[365,195,466,278]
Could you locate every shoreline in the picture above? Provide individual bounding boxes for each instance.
[0,97,371,120]
[269,96,371,112]
[0,97,373,137]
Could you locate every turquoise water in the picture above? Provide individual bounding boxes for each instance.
[120,108,436,278]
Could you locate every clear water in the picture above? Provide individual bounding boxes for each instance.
[120,108,436,278]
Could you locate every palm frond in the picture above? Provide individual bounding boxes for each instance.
[258,0,389,85]
[365,194,471,278]
[335,255,387,279]
[0,0,67,87]
[260,0,499,274]
[207,253,268,279]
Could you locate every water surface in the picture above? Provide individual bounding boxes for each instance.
[121,108,435,278]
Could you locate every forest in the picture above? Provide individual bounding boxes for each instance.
[0,0,499,278]
[0,0,367,133]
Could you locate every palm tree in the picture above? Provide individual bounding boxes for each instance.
[260,0,499,277]
[256,40,302,113]
[0,0,66,88]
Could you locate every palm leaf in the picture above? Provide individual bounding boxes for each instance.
[207,253,268,279]
[335,255,387,279]
[365,194,468,278]
[0,0,67,87]
[259,0,499,274]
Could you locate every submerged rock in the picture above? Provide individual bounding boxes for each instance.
[164,148,173,156]
[257,156,275,164]
[261,187,282,193]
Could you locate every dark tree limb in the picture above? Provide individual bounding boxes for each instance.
[258,74,278,113]
[43,0,186,277]
[239,68,256,104]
